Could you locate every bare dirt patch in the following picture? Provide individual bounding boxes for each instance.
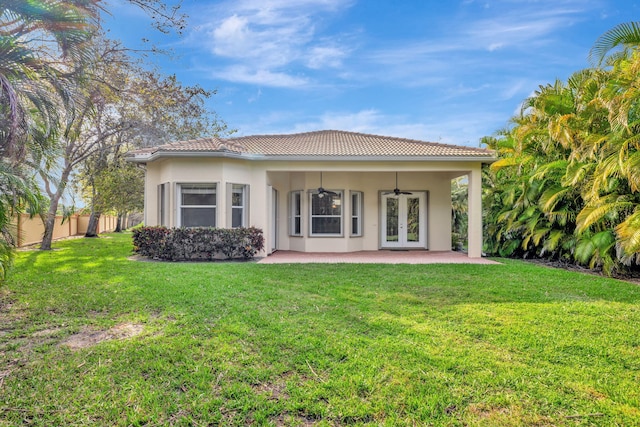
[255,380,290,401]
[253,371,299,401]
[61,323,144,350]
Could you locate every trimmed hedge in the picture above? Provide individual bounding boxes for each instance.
[132,226,265,261]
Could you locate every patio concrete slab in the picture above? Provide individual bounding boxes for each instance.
[258,250,500,264]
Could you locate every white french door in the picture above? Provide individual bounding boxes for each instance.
[381,192,427,248]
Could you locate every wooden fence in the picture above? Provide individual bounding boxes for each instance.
[11,214,119,248]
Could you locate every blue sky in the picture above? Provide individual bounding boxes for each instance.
[104,0,638,146]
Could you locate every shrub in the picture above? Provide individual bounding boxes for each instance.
[132,226,265,261]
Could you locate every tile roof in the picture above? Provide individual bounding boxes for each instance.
[127,130,494,160]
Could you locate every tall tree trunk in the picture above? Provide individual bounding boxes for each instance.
[115,212,123,232]
[122,212,129,231]
[40,169,71,250]
[85,210,101,237]
[40,206,58,250]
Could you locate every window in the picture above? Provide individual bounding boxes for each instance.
[350,191,363,236]
[289,190,302,236]
[310,191,343,236]
[178,183,216,227]
[157,183,170,226]
[227,183,249,228]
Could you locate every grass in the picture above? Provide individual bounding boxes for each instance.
[1,233,639,426]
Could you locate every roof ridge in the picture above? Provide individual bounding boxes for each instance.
[226,129,490,152]
[126,129,496,159]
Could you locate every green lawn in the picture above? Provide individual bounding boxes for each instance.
[1,234,639,426]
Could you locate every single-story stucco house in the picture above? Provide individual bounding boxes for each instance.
[126,130,496,258]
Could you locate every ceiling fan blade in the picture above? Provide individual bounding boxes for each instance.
[317,187,338,198]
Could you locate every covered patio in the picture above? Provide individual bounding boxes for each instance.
[258,250,500,264]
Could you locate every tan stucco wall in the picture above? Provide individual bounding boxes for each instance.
[143,158,482,254]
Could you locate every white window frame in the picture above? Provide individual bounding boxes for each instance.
[227,183,249,228]
[177,183,217,228]
[309,190,344,237]
[289,190,303,236]
[157,182,170,226]
[350,191,363,237]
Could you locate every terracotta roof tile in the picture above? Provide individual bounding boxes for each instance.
[128,130,494,159]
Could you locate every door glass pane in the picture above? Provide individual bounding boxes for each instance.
[386,197,398,242]
[407,197,420,242]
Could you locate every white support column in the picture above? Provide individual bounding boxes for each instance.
[251,168,269,256]
[467,166,483,258]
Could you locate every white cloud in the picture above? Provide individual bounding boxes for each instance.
[211,15,251,55]
[212,66,309,87]
[207,12,312,67]
[190,0,355,87]
[306,45,348,69]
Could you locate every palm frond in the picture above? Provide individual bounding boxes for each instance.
[539,185,571,213]
[589,21,640,66]
[576,200,634,233]
[615,209,640,255]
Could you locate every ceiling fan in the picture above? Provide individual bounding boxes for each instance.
[317,172,338,198]
[384,172,413,196]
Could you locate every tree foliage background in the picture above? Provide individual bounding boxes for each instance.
[0,0,230,275]
[482,22,640,275]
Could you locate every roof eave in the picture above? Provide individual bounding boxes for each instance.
[125,151,497,163]
[125,150,248,163]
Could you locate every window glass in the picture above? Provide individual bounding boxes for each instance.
[179,184,216,227]
[310,191,342,236]
[232,186,244,207]
[312,217,341,234]
[231,184,246,227]
[182,207,216,227]
[350,191,363,236]
[289,191,302,236]
[182,186,216,206]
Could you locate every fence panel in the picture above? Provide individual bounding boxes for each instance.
[12,214,119,248]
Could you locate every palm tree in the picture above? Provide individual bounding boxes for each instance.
[0,0,99,274]
[589,21,640,66]
[0,0,100,161]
